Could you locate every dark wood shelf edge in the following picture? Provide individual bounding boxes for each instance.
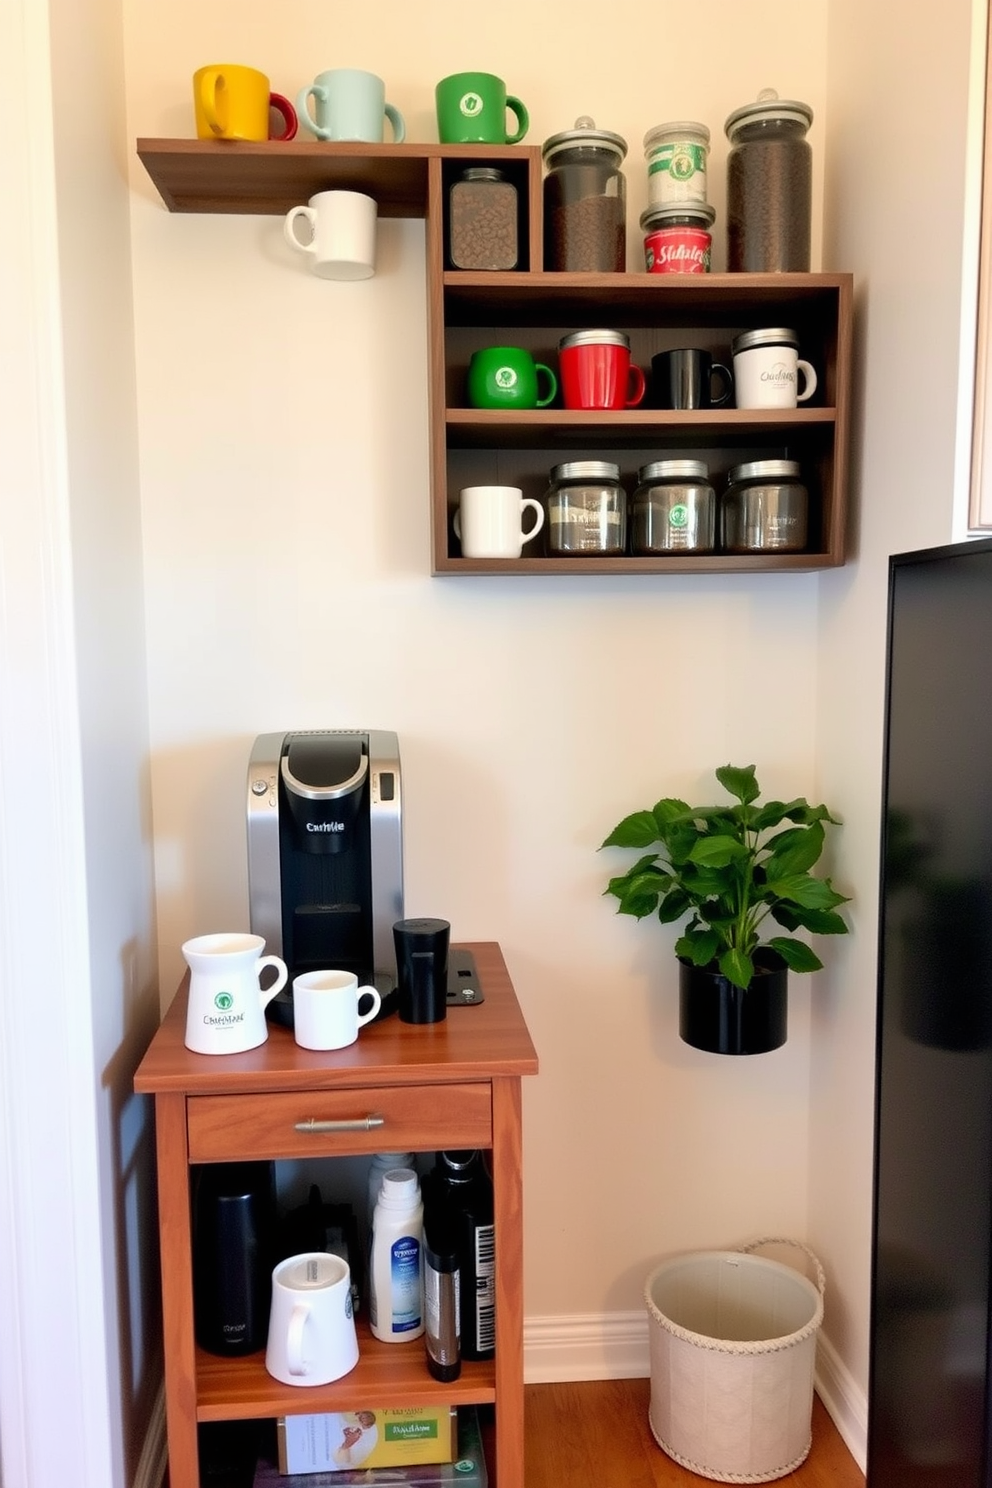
[432,554,844,575]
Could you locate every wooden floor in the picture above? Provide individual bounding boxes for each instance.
[524,1379,864,1487]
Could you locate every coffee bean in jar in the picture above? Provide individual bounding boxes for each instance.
[721,459,809,552]
[725,90,813,273]
[542,117,627,272]
[632,461,716,553]
[448,167,520,270]
[545,461,627,554]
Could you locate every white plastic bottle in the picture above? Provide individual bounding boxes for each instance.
[369,1168,425,1342]
[367,1151,415,1238]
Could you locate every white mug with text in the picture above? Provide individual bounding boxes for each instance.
[732,327,818,410]
[182,932,287,1055]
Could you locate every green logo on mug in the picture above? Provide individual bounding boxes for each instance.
[460,91,483,117]
[214,991,234,1011]
[495,366,518,390]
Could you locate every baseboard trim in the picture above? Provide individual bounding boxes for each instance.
[814,1329,868,1473]
[524,1311,868,1473]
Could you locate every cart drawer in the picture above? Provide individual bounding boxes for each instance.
[187,1082,492,1161]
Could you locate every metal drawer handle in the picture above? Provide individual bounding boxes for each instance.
[294,1114,385,1134]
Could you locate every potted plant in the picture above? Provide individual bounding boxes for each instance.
[601,763,850,1054]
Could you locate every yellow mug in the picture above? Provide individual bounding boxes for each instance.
[193,64,297,142]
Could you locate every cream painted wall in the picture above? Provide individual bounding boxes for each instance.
[124,0,833,1336]
[812,0,982,1445]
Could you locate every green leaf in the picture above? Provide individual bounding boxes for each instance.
[718,946,754,989]
[601,812,660,850]
[613,890,661,919]
[690,834,749,868]
[771,904,849,936]
[763,822,825,878]
[766,873,849,910]
[657,888,693,924]
[651,798,692,829]
[676,927,721,966]
[768,937,824,973]
[751,799,793,831]
[715,764,759,805]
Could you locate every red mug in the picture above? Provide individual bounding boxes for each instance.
[559,330,646,410]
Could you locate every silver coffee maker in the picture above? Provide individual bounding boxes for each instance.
[246,730,403,1026]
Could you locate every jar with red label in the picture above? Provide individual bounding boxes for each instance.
[640,203,714,274]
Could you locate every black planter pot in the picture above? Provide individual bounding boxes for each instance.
[678,950,788,1055]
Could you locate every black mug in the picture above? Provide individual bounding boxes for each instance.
[393,917,450,1024]
[651,348,733,410]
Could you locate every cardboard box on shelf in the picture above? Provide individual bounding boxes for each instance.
[275,1404,457,1475]
[253,1406,486,1487]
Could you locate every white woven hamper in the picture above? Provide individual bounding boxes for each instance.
[644,1239,825,1484]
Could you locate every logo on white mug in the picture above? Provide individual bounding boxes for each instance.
[760,361,796,385]
[215,992,234,1011]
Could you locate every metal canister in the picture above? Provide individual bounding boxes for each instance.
[640,203,715,274]
[545,461,626,554]
[721,459,809,552]
[632,461,715,553]
[643,121,710,208]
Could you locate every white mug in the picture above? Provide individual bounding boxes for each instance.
[283,190,377,281]
[732,329,818,409]
[182,932,288,1055]
[293,969,382,1051]
[265,1251,359,1387]
[454,485,545,559]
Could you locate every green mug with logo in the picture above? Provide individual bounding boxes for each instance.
[435,71,529,144]
[468,346,558,410]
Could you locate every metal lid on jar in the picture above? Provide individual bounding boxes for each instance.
[640,202,716,232]
[727,459,803,484]
[732,327,800,354]
[558,328,630,352]
[637,460,710,484]
[643,121,711,153]
[549,460,622,483]
[542,115,628,167]
[458,166,507,183]
[725,88,813,139]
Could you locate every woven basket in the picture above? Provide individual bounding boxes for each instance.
[645,1238,825,1484]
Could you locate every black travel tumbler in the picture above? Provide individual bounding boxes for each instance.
[393,917,450,1024]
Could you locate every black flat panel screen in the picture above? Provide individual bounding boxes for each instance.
[869,537,992,1487]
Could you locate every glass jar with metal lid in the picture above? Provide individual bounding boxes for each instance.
[725,89,813,272]
[632,461,715,554]
[542,116,628,272]
[721,459,809,552]
[448,167,519,271]
[643,121,710,208]
[545,461,627,555]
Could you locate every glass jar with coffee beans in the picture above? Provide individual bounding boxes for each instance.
[542,117,628,272]
[545,461,627,554]
[448,167,520,271]
[725,90,813,272]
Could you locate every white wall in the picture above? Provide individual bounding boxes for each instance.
[0,0,159,1483]
[811,0,984,1454]
[124,0,833,1335]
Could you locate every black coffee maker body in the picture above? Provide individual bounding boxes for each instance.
[247,730,404,1027]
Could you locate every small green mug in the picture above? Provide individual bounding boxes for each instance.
[435,71,529,145]
[468,347,557,410]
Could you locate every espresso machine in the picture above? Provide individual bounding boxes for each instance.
[247,730,404,1026]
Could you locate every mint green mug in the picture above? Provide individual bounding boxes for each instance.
[468,347,557,410]
[435,72,528,145]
